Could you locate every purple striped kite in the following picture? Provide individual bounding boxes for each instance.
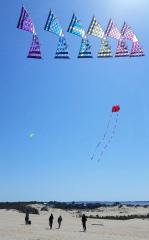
[121,22,136,41]
[17,6,35,34]
[27,34,42,59]
[105,19,121,40]
[115,39,129,57]
[130,41,145,57]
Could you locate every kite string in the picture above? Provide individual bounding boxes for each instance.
[97,113,119,162]
[91,113,113,160]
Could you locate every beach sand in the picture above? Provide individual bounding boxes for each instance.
[0,206,149,240]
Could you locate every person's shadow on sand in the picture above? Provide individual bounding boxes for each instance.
[45,227,51,230]
[91,223,104,226]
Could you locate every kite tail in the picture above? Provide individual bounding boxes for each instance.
[90,113,113,160]
[97,113,119,162]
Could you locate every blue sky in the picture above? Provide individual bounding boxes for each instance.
[0,0,149,202]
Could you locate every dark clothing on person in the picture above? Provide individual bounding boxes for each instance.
[58,216,62,229]
[25,212,29,225]
[49,214,54,229]
[81,214,87,231]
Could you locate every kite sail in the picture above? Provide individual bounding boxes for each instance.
[121,22,137,41]
[115,39,129,57]
[44,10,63,37]
[98,38,113,57]
[67,13,86,38]
[17,6,35,34]
[112,105,120,112]
[27,34,42,59]
[105,19,121,40]
[91,105,120,162]
[78,37,92,58]
[29,133,35,139]
[55,36,70,58]
[121,22,144,57]
[87,16,104,39]
[130,41,145,57]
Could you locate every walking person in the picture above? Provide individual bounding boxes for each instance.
[25,211,29,224]
[25,209,31,225]
[57,215,62,229]
[25,210,30,224]
[81,214,87,231]
[49,214,54,229]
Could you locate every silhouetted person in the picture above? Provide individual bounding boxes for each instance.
[25,210,31,224]
[49,214,54,229]
[81,214,87,231]
[58,215,62,229]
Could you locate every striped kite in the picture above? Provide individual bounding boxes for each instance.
[17,6,42,59]
[87,16,113,58]
[17,6,36,34]
[121,22,144,57]
[44,10,70,58]
[87,16,104,39]
[78,37,92,58]
[105,19,121,40]
[115,39,129,57]
[98,38,113,58]
[44,10,63,37]
[55,36,70,58]
[28,34,42,59]
[67,13,86,38]
[105,19,129,57]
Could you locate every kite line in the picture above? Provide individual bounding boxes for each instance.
[91,105,120,162]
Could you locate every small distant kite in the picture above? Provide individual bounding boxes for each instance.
[91,105,120,162]
[29,133,35,139]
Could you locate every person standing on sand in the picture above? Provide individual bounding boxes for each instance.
[49,213,54,229]
[25,210,29,224]
[81,214,87,231]
[58,215,62,229]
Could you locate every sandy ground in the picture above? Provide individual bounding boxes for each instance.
[0,206,149,240]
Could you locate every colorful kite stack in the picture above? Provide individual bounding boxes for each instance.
[17,6,42,59]
[87,16,112,57]
[104,19,129,57]
[67,14,92,58]
[44,10,69,58]
[105,19,144,57]
[121,22,144,57]
[17,6,145,59]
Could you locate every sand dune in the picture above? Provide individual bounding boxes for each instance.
[0,207,149,240]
